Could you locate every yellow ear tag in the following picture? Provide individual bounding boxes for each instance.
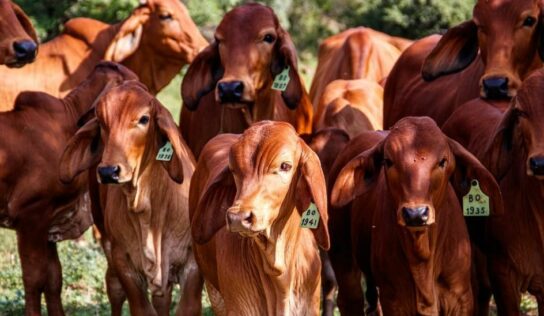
[156,142,173,161]
[301,202,320,229]
[272,67,290,91]
[463,179,490,216]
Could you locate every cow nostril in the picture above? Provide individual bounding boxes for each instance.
[402,206,430,227]
[217,81,244,103]
[13,40,37,62]
[482,77,509,100]
[97,165,121,184]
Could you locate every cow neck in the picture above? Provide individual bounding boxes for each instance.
[121,46,184,95]
[251,87,276,123]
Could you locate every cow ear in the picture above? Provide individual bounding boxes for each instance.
[59,118,103,184]
[296,141,330,250]
[271,28,305,110]
[182,42,223,111]
[153,99,189,184]
[191,135,238,244]
[105,8,150,62]
[331,141,384,208]
[11,2,38,43]
[484,105,521,179]
[421,20,479,81]
[447,137,504,216]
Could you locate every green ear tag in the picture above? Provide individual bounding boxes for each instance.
[463,180,490,217]
[301,202,320,229]
[156,142,173,161]
[272,67,290,91]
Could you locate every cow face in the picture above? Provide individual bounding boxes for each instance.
[192,121,329,249]
[422,0,543,100]
[0,0,38,67]
[487,69,544,179]
[181,3,305,113]
[105,0,207,68]
[332,117,503,230]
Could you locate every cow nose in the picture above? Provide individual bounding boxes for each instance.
[97,165,121,184]
[482,77,509,100]
[402,206,430,227]
[218,81,244,103]
[13,40,37,63]
[529,156,544,176]
[226,210,253,233]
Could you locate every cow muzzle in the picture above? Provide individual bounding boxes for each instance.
[226,209,255,234]
[217,81,244,104]
[482,76,509,100]
[97,165,121,184]
[9,39,37,67]
[401,205,431,227]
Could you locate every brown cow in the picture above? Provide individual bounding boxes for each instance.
[384,0,544,128]
[309,27,412,107]
[329,117,503,315]
[313,79,383,137]
[0,62,136,316]
[180,3,313,158]
[60,81,197,316]
[190,121,329,315]
[0,0,207,109]
[0,0,38,67]
[442,68,544,315]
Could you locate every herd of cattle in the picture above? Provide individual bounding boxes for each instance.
[1,0,543,315]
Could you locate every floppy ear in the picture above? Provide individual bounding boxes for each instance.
[181,42,223,111]
[105,8,149,62]
[153,100,187,184]
[11,2,38,43]
[422,20,479,81]
[59,118,103,184]
[448,137,504,216]
[330,141,384,208]
[271,28,305,110]
[295,141,330,250]
[484,105,521,179]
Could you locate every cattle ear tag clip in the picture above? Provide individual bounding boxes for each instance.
[301,202,319,229]
[272,67,290,91]
[463,180,490,217]
[156,142,173,161]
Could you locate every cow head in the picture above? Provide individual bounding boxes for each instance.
[422,0,544,100]
[60,82,187,189]
[486,68,544,180]
[191,121,329,253]
[105,0,207,92]
[182,3,304,115]
[332,117,502,231]
[0,0,38,67]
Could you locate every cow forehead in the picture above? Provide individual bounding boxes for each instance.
[216,5,277,39]
[386,118,448,160]
[97,85,152,123]
[475,0,537,16]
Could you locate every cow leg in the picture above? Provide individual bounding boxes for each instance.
[152,285,173,316]
[106,264,126,316]
[488,261,521,316]
[176,259,204,316]
[320,250,337,316]
[111,247,157,316]
[18,226,65,316]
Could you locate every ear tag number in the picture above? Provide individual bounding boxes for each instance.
[156,142,173,161]
[301,202,320,229]
[463,180,490,217]
[272,67,290,91]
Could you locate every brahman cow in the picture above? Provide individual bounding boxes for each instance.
[442,68,544,315]
[0,0,207,109]
[180,3,313,158]
[0,0,38,67]
[0,62,136,316]
[309,27,411,107]
[384,0,544,128]
[329,117,502,315]
[60,81,198,316]
[190,121,329,315]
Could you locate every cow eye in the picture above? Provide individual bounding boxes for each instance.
[384,159,393,168]
[523,16,536,27]
[138,115,150,125]
[279,162,292,172]
[438,158,447,168]
[263,34,276,44]
[159,12,173,21]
